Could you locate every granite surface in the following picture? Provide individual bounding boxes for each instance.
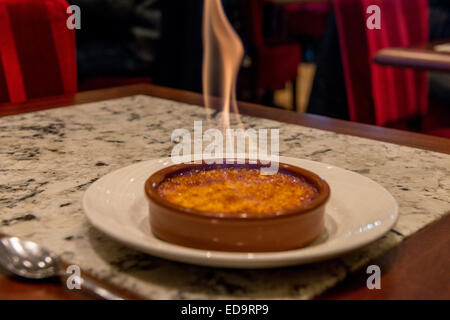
[0,95,449,299]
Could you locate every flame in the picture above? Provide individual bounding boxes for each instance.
[202,0,244,130]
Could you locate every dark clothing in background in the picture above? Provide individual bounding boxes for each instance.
[70,0,161,81]
[71,0,244,93]
[155,0,204,92]
[428,0,450,106]
[155,0,242,93]
[307,14,349,120]
[429,0,450,40]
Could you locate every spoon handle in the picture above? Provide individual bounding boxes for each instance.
[59,267,131,300]
[76,277,125,300]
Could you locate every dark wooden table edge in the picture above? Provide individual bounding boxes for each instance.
[315,211,450,300]
[318,212,450,300]
[1,83,449,155]
[0,83,449,300]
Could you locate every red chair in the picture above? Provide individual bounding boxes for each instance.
[286,2,332,38]
[334,0,429,127]
[0,0,77,104]
[242,0,301,109]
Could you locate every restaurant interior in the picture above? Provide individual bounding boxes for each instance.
[0,0,449,302]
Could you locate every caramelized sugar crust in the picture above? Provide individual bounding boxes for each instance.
[157,168,318,214]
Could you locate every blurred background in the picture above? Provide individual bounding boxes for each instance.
[1,0,449,137]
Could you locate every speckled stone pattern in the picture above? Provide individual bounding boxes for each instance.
[0,95,449,299]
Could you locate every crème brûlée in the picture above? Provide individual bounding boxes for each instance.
[157,168,318,214]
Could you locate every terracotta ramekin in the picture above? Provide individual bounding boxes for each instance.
[144,161,330,252]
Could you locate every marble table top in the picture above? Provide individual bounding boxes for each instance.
[0,95,449,299]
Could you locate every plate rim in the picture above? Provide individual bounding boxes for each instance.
[82,157,399,268]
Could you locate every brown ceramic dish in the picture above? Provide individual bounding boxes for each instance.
[144,161,330,252]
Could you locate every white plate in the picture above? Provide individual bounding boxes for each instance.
[82,157,398,268]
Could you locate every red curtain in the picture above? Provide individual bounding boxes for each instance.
[0,0,77,104]
[335,0,429,126]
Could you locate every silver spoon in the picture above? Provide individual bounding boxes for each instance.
[0,236,124,300]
